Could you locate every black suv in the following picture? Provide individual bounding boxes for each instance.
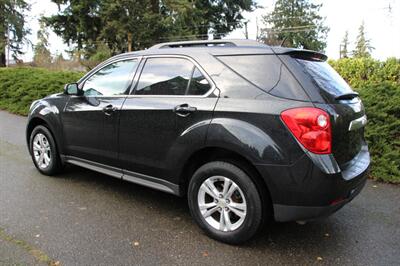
[27,39,370,244]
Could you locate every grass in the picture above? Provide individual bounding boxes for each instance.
[0,227,59,265]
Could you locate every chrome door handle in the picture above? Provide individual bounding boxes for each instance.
[174,104,197,117]
[103,104,117,115]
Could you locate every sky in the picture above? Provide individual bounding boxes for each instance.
[20,0,400,62]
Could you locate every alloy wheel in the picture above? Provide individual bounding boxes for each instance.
[32,133,52,169]
[197,176,247,232]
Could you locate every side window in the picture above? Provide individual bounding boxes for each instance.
[135,58,194,95]
[187,67,211,95]
[83,59,138,96]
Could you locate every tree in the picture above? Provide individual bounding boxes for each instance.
[43,0,103,61]
[188,0,255,38]
[98,0,165,53]
[0,0,30,67]
[340,31,350,58]
[353,22,374,58]
[33,18,52,66]
[44,0,255,56]
[261,0,329,51]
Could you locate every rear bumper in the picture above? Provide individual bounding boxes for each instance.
[255,145,370,222]
[273,172,367,221]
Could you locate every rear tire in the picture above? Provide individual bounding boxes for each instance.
[29,125,63,175]
[188,161,264,244]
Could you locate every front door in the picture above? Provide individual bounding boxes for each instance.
[62,58,139,167]
[118,56,218,182]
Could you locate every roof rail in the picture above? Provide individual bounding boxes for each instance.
[150,39,267,49]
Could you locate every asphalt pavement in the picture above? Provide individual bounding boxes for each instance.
[0,110,399,265]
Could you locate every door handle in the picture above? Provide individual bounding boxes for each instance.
[174,104,197,117]
[102,104,117,115]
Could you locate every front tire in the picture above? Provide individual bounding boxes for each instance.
[29,125,63,175]
[188,161,263,244]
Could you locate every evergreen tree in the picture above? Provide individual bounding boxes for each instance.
[44,0,255,56]
[353,22,374,58]
[0,0,30,67]
[261,0,329,51]
[33,19,52,65]
[43,0,103,60]
[340,31,350,58]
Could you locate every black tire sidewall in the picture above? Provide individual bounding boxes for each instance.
[29,125,61,175]
[188,161,263,244]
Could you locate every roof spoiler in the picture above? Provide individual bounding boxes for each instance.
[272,47,328,61]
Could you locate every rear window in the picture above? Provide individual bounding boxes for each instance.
[216,55,281,91]
[296,59,354,98]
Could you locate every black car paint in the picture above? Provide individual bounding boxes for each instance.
[26,43,370,222]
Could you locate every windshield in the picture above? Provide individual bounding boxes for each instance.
[297,59,354,98]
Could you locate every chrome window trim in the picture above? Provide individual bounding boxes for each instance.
[128,54,217,98]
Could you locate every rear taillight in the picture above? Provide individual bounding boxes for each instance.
[281,107,331,154]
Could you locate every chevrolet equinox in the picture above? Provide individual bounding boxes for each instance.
[27,39,370,244]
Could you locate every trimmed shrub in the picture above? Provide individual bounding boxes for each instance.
[0,67,83,115]
[330,58,400,183]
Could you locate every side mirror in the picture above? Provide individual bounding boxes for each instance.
[64,83,81,95]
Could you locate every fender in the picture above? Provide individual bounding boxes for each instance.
[205,118,297,165]
[26,95,66,155]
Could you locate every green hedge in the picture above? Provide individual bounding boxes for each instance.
[0,61,399,183]
[0,67,83,115]
[329,58,400,183]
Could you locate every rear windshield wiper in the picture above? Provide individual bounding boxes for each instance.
[335,92,359,101]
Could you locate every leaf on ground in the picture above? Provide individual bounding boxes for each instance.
[202,251,209,257]
[317,256,323,261]
[133,241,140,247]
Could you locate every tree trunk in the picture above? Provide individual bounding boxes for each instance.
[150,0,159,13]
[0,26,5,67]
[0,1,6,67]
[0,52,5,67]
[127,32,132,52]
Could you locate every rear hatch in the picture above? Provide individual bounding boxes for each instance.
[281,52,367,167]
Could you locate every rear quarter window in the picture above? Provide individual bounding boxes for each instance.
[217,54,310,101]
[216,55,281,91]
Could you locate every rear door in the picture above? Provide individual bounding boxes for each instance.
[119,56,218,182]
[62,58,139,167]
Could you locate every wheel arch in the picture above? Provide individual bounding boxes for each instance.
[179,146,274,218]
[26,116,63,156]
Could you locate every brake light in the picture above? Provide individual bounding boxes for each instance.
[281,107,331,154]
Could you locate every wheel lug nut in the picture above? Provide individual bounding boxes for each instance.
[225,207,229,211]
[218,194,223,198]
[226,199,230,204]
[218,207,222,211]
[214,199,218,203]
